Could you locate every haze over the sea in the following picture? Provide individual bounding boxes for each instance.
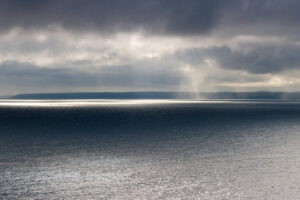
[8,91,300,100]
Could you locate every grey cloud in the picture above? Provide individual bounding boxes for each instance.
[0,60,182,94]
[0,0,223,35]
[225,0,300,26]
[218,0,300,37]
[2,0,300,94]
[177,44,300,74]
[0,0,300,36]
[0,34,67,54]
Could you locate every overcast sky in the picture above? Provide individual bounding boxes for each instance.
[1,0,300,95]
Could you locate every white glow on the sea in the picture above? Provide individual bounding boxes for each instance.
[0,99,238,107]
[0,99,296,107]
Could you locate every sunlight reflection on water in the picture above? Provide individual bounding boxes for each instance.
[1,101,300,199]
[0,99,299,107]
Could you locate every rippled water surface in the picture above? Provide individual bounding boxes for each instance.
[1,100,300,199]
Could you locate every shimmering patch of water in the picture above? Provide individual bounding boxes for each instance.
[1,100,300,199]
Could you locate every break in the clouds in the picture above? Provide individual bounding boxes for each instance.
[1,0,300,95]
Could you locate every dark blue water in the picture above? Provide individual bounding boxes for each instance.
[1,100,300,199]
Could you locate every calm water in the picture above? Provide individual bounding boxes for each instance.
[1,100,300,199]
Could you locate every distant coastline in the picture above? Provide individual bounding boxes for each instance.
[7,91,300,100]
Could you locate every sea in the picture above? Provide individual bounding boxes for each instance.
[1,99,300,199]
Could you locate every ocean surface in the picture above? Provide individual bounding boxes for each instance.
[1,100,300,199]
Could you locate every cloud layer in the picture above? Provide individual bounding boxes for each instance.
[0,0,299,36]
[1,0,300,95]
[0,0,223,35]
[177,43,300,74]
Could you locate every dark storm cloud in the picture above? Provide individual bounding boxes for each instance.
[225,0,300,26]
[1,0,300,35]
[177,44,300,74]
[219,0,300,36]
[0,0,223,34]
[2,0,300,94]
